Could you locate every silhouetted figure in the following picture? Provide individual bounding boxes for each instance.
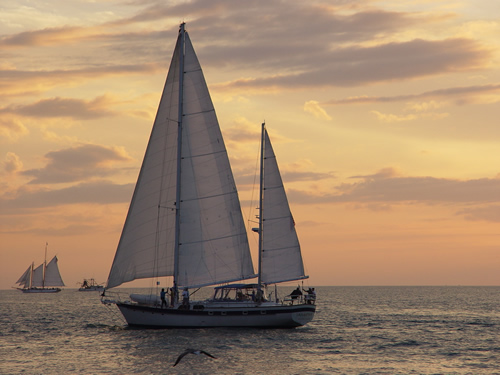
[290,286,302,300]
[160,288,167,308]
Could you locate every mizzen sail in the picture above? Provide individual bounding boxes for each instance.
[260,127,308,285]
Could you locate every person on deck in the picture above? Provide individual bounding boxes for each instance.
[160,288,167,308]
[303,287,316,304]
[182,288,190,308]
[290,286,302,301]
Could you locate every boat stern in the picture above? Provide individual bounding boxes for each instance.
[291,307,315,326]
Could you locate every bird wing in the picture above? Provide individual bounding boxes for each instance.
[200,350,216,359]
[173,351,190,367]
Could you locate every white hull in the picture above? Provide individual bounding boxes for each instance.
[20,288,61,293]
[116,302,315,328]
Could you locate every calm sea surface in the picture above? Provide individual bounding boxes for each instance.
[1,286,499,374]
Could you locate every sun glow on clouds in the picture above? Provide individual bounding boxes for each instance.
[304,101,332,121]
[1,0,500,288]
[3,152,23,173]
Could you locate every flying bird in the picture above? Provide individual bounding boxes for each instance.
[173,348,217,367]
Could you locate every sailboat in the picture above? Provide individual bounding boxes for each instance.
[78,278,104,292]
[101,23,315,328]
[15,244,65,293]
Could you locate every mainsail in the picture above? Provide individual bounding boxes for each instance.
[106,25,255,289]
[260,126,308,285]
[43,256,65,287]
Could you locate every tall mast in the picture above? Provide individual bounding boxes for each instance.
[173,23,185,297]
[257,122,265,289]
[42,242,48,288]
[29,262,34,289]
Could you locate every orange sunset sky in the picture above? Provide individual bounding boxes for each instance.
[1,0,500,289]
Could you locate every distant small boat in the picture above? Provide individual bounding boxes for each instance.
[15,243,65,293]
[78,278,104,292]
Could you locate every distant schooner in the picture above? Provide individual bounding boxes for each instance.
[15,243,65,293]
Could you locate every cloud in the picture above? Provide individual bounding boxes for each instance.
[2,152,23,174]
[457,205,500,222]
[1,3,491,99]
[0,26,90,47]
[212,38,491,93]
[21,143,133,184]
[0,117,29,141]
[5,223,106,237]
[113,1,420,38]
[0,96,117,119]
[324,83,500,105]
[304,101,332,121]
[224,119,262,143]
[0,64,160,96]
[236,158,336,188]
[371,110,418,123]
[287,168,500,205]
[0,180,134,211]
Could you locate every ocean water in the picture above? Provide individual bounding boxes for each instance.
[1,286,499,374]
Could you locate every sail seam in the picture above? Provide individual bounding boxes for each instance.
[263,185,282,190]
[263,245,300,252]
[184,68,202,74]
[263,215,291,221]
[184,109,215,117]
[183,149,225,159]
[180,231,247,246]
[181,190,238,202]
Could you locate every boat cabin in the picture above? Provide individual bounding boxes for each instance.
[210,283,264,302]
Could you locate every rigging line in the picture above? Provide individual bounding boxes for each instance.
[152,69,177,284]
[104,304,127,326]
[246,131,261,245]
